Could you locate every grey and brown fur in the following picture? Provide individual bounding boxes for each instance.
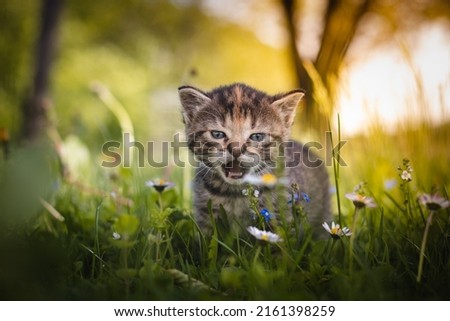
[178,83,330,236]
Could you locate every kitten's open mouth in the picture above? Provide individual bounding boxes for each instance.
[222,162,248,180]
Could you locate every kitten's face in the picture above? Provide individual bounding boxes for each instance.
[179,84,304,185]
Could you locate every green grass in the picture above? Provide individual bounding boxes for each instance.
[0,120,449,300]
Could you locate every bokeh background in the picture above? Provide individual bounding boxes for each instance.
[2,0,449,139]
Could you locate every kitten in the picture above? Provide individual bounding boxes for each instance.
[178,83,330,236]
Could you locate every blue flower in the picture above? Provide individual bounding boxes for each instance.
[288,192,310,204]
[260,208,272,222]
[301,192,310,203]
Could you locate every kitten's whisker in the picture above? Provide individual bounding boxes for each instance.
[193,162,222,182]
[253,162,270,176]
[193,165,210,180]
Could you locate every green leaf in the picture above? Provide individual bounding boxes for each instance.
[114,214,139,236]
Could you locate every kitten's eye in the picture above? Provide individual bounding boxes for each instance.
[249,133,266,142]
[210,130,226,139]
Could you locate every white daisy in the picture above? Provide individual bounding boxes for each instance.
[417,193,450,211]
[345,192,377,209]
[322,221,352,239]
[145,179,175,193]
[247,226,283,243]
[243,173,284,187]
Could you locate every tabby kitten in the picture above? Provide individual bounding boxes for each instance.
[178,83,330,236]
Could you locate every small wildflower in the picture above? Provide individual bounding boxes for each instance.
[243,173,277,186]
[259,208,272,222]
[253,189,260,198]
[345,192,377,209]
[243,173,285,187]
[398,159,413,183]
[112,232,121,240]
[301,192,310,203]
[242,189,249,196]
[401,170,412,182]
[145,179,175,193]
[322,221,352,239]
[417,193,450,211]
[247,226,282,243]
[288,192,310,205]
[403,159,413,171]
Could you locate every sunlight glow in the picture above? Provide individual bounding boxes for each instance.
[336,22,450,135]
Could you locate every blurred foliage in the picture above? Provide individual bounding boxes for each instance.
[1,0,297,145]
[1,0,449,140]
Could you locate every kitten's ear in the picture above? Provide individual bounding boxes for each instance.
[271,90,305,127]
[178,86,211,125]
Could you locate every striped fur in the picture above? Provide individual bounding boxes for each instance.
[178,83,330,236]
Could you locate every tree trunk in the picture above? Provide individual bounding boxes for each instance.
[22,0,64,141]
[315,0,373,90]
[280,0,314,109]
[280,0,373,134]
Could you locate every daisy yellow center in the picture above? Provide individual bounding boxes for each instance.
[331,227,340,235]
[356,195,365,201]
[261,173,277,185]
[261,233,269,241]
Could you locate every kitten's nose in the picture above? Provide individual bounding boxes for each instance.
[227,142,246,159]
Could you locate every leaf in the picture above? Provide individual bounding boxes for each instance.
[114,214,139,236]
[161,188,178,207]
